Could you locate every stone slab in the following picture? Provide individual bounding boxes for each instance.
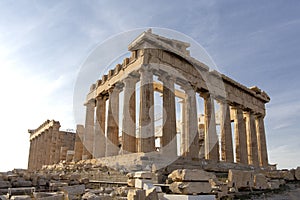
[295,167,300,180]
[133,171,154,179]
[134,179,153,189]
[0,181,11,189]
[162,194,215,200]
[168,169,216,182]
[169,182,212,194]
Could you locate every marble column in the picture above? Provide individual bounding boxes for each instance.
[44,130,50,165]
[255,114,269,167]
[160,74,177,156]
[74,125,84,162]
[94,96,106,158]
[83,99,95,159]
[245,111,259,166]
[138,67,155,152]
[185,88,199,159]
[122,76,138,153]
[179,99,188,156]
[232,106,248,164]
[106,87,120,156]
[48,127,55,164]
[203,92,219,161]
[219,101,234,162]
[36,135,42,169]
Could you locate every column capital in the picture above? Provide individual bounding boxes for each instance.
[158,71,175,83]
[123,74,139,86]
[84,99,96,107]
[199,91,209,99]
[139,65,154,74]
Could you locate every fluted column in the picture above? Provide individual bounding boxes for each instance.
[179,99,188,156]
[94,95,106,158]
[83,99,95,159]
[74,125,84,162]
[122,76,138,153]
[138,67,155,152]
[106,87,120,156]
[185,88,199,158]
[44,130,50,165]
[255,114,269,167]
[203,92,219,161]
[160,74,177,156]
[220,101,234,162]
[245,111,259,166]
[232,106,248,164]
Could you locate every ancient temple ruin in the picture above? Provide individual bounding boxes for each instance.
[28,120,75,171]
[28,30,270,171]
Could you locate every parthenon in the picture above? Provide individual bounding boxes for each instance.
[28,30,270,171]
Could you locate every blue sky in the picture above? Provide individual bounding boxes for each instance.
[0,0,299,171]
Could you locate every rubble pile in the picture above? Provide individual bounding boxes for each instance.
[0,163,299,200]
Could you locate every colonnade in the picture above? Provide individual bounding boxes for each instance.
[82,66,269,167]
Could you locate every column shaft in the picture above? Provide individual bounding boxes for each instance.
[203,93,219,161]
[233,107,248,164]
[139,67,155,152]
[186,89,199,158]
[83,100,95,159]
[220,102,234,162]
[180,99,188,156]
[122,77,137,153]
[256,115,269,167]
[161,75,177,156]
[245,112,259,166]
[74,125,84,162]
[94,96,106,158]
[106,88,120,156]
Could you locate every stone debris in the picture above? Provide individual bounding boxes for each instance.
[169,182,212,194]
[253,173,268,190]
[145,187,158,200]
[264,169,295,181]
[0,163,299,200]
[127,189,146,200]
[295,167,300,180]
[228,169,254,191]
[168,169,216,182]
[168,169,215,195]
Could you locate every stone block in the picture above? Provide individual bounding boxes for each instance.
[0,195,8,200]
[10,195,31,200]
[12,181,32,187]
[282,170,294,181]
[0,181,11,189]
[49,181,68,191]
[82,192,100,200]
[295,167,300,180]
[33,192,65,200]
[133,171,154,179]
[127,189,146,200]
[145,187,158,200]
[143,182,154,190]
[8,188,35,196]
[168,169,216,182]
[60,184,85,196]
[134,179,152,189]
[253,174,268,190]
[169,182,212,194]
[268,179,280,190]
[127,179,135,187]
[227,169,254,190]
[163,194,215,200]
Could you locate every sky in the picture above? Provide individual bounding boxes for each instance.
[0,0,299,171]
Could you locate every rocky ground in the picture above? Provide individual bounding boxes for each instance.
[0,160,299,199]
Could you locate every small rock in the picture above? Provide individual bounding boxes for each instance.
[145,187,158,200]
